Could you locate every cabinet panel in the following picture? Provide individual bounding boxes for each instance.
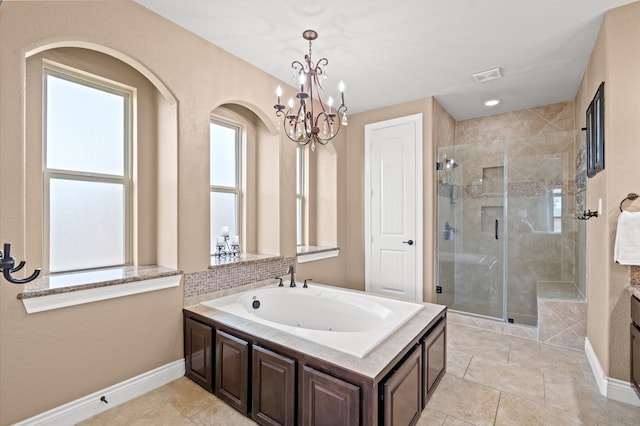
[422,319,446,406]
[383,347,422,426]
[215,329,249,415]
[252,345,296,426]
[301,365,360,426]
[185,317,213,392]
[632,324,640,395]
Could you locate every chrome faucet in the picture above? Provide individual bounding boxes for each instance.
[287,264,296,287]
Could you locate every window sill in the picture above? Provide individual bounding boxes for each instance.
[17,265,183,314]
[296,246,340,263]
[210,253,283,269]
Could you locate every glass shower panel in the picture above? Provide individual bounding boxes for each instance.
[505,132,575,325]
[436,140,506,320]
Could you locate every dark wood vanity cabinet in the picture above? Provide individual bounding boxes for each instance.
[383,347,422,426]
[215,329,249,415]
[631,295,640,395]
[184,317,213,392]
[422,318,446,406]
[252,345,296,426]
[301,365,360,426]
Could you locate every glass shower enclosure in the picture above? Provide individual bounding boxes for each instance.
[436,134,576,326]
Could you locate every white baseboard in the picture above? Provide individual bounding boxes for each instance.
[585,337,640,407]
[15,359,185,425]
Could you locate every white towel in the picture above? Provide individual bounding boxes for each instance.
[614,211,640,265]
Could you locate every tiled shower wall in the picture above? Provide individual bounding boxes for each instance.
[184,256,296,299]
[436,101,578,325]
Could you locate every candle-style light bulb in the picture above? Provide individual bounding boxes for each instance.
[299,73,306,93]
[328,96,334,113]
[276,86,282,104]
[339,81,346,107]
[288,97,294,109]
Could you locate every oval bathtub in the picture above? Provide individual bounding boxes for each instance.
[201,284,423,358]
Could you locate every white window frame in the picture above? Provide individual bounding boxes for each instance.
[210,117,242,254]
[43,62,133,273]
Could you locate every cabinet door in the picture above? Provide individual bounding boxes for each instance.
[185,317,213,392]
[215,329,249,415]
[631,324,640,394]
[252,345,296,426]
[383,347,422,426]
[422,319,446,406]
[301,365,360,426]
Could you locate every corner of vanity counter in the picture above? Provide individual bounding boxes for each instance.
[626,284,640,300]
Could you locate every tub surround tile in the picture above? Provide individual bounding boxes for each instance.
[184,255,294,298]
[17,265,182,299]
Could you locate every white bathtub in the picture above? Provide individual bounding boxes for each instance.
[201,284,424,358]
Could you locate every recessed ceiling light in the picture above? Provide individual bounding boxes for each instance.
[485,99,500,106]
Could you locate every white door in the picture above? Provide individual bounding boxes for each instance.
[365,114,423,301]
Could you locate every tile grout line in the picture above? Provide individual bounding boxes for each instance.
[493,391,503,425]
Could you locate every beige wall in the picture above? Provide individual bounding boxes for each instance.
[343,99,436,301]
[3,1,638,424]
[576,1,640,381]
[0,1,294,423]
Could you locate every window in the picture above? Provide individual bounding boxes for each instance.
[210,119,241,254]
[296,146,305,246]
[44,66,131,272]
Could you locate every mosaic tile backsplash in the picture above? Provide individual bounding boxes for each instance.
[184,256,296,298]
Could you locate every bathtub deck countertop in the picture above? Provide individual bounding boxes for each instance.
[185,296,446,381]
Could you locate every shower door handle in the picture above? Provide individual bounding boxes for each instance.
[495,219,499,240]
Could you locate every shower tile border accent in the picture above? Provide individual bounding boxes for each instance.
[184,255,296,299]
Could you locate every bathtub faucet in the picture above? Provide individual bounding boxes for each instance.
[287,264,296,287]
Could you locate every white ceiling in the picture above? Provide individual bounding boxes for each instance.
[133,0,635,120]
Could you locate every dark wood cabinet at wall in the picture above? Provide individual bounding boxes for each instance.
[631,295,640,396]
[253,345,296,426]
[215,329,249,415]
[184,317,213,392]
[301,365,360,426]
[422,319,446,406]
[184,306,446,426]
[383,346,422,426]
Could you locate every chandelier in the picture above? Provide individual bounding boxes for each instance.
[274,30,348,150]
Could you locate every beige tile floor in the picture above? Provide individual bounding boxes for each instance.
[80,322,640,425]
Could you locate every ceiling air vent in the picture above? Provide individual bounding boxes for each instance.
[472,67,503,83]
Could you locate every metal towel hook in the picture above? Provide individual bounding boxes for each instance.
[0,243,41,284]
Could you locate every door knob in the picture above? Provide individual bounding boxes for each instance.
[402,240,414,245]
